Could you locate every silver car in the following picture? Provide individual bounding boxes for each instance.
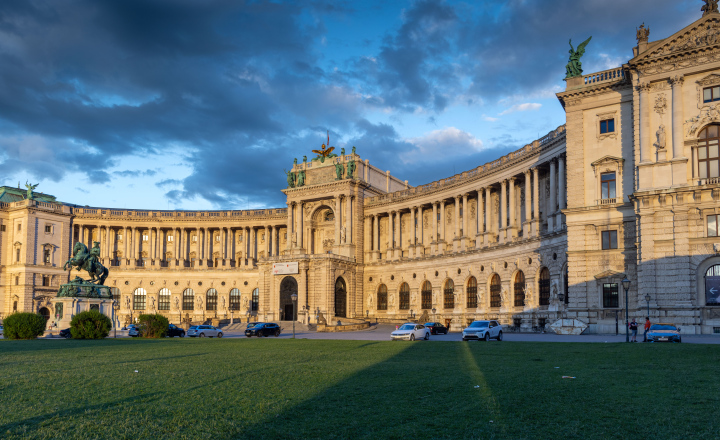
[462,320,503,341]
[187,325,223,338]
[391,323,430,341]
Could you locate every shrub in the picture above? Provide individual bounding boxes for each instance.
[137,314,169,338]
[70,310,112,339]
[3,312,47,340]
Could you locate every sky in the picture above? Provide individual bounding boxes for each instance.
[0,0,702,210]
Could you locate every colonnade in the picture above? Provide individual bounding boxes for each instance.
[74,223,285,268]
[364,156,566,261]
[286,193,356,252]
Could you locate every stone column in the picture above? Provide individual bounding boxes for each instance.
[557,155,566,230]
[453,195,461,252]
[150,228,156,265]
[334,197,341,249]
[462,193,468,236]
[373,214,379,261]
[524,171,531,237]
[123,227,129,266]
[297,201,304,250]
[484,187,492,245]
[508,177,516,241]
[671,75,685,160]
[532,167,540,236]
[345,196,352,244]
[432,202,438,244]
[249,226,255,265]
[439,201,446,253]
[394,210,401,259]
[639,82,651,163]
[265,226,270,258]
[409,207,416,258]
[549,159,556,232]
[364,216,371,259]
[417,206,424,254]
[476,188,484,248]
[500,180,507,244]
[78,225,85,246]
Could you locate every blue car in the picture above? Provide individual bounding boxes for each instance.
[646,323,681,343]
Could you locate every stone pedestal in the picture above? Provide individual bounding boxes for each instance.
[52,297,119,330]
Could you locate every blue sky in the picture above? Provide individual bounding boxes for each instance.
[0,0,701,209]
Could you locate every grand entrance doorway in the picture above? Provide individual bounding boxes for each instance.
[279,276,298,321]
[39,307,50,322]
[335,277,347,318]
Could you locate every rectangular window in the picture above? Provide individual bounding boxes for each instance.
[17,224,22,231]
[117,233,123,241]
[709,215,719,237]
[45,225,52,233]
[704,86,720,103]
[16,248,21,262]
[142,234,149,241]
[601,230,618,250]
[600,172,616,199]
[600,119,615,134]
[167,235,174,242]
[215,235,221,242]
[192,235,198,242]
[15,276,19,285]
[43,249,51,264]
[603,283,619,308]
[0,225,5,232]
[698,137,720,179]
[42,275,49,287]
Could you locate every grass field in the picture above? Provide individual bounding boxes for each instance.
[0,339,718,440]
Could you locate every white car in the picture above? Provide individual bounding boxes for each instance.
[187,325,223,338]
[462,320,503,341]
[391,323,430,341]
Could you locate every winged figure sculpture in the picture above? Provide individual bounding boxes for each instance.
[312,131,336,163]
[565,36,592,79]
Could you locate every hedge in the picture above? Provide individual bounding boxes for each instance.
[3,312,47,339]
[70,310,112,339]
[137,314,169,338]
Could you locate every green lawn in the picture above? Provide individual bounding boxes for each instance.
[0,339,718,440]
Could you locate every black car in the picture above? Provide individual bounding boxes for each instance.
[424,322,449,335]
[245,323,281,337]
[167,324,185,338]
[59,328,71,339]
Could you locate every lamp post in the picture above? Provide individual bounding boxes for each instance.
[290,293,298,339]
[113,300,120,338]
[645,293,651,317]
[432,307,436,323]
[622,277,631,343]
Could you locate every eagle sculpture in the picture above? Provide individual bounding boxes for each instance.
[312,131,335,162]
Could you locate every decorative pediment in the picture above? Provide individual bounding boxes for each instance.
[697,73,720,87]
[684,103,720,137]
[591,155,624,170]
[637,15,720,61]
[593,270,626,281]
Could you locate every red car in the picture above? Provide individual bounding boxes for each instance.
[424,322,448,335]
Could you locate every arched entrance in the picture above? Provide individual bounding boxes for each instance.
[38,307,50,322]
[280,276,298,320]
[335,277,347,318]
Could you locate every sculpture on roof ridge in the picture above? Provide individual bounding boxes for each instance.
[636,23,650,43]
[312,131,338,163]
[284,169,296,188]
[565,36,592,79]
[347,158,356,179]
[25,181,38,200]
[703,0,719,16]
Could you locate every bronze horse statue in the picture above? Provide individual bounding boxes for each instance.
[63,242,108,285]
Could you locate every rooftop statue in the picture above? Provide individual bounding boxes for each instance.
[312,131,338,163]
[703,0,719,16]
[347,158,356,179]
[297,169,306,187]
[284,169,296,188]
[335,160,345,180]
[63,241,109,285]
[565,36,592,79]
[25,181,39,200]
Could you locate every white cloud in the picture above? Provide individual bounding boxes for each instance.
[499,103,542,115]
[482,115,499,122]
[402,127,484,163]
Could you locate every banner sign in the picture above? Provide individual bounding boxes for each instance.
[273,262,299,275]
[707,276,720,304]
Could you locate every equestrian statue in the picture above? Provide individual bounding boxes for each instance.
[63,241,109,285]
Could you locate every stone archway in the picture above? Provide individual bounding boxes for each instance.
[279,276,298,321]
[38,307,50,322]
[335,277,347,318]
[309,206,336,255]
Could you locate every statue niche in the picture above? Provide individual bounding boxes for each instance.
[310,207,336,255]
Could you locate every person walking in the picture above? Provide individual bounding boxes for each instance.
[629,318,639,342]
[644,317,651,342]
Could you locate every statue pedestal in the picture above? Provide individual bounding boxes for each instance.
[54,279,119,330]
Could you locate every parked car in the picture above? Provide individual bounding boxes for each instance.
[646,323,681,343]
[187,325,223,338]
[424,322,448,335]
[245,323,281,337]
[391,323,430,341]
[59,328,71,339]
[0,324,3,336]
[129,326,140,337]
[167,324,185,337]
[462,320,503,341]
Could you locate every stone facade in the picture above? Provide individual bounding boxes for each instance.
[2,6,720,334]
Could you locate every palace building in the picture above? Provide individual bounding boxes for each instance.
[3,5,720,334]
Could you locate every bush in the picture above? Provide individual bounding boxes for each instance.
[3,312,47,339]
[137,314,169,338]
[70,310,112,339]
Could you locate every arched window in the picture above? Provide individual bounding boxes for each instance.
[158,288,171,310]
[466,277,478,308]
[399,283,410,310]
[377,284,388,310]
[421,281,432,309]
[229,288,241,311]
[251,288,259,311]
[206,288,218,311]
[133,288,147,310]
[698,125,720,179]
[706,264,720,305]
[490,275,501,308]
[183,288,194,311]
[514,271,526,307]
[444,280,454,309]
[539,268,550,306]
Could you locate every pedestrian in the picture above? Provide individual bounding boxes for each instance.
[629,318,638,342]
[644,317,651,342]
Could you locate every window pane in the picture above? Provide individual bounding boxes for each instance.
[709,216,718,237]
[711,160,719,178]
[610,231,618,249]
[714,87,720,100]
[709,125,719,138]
[700,163,708,178]
[601,183,608,199]
[609,181,616,198]
[699,146,707,160]
[711,144,719,159]
[600,120,607,133]
[601,172,615,182]
[602,232,609,249]
[608,119,615,132]
[705,88,712,102]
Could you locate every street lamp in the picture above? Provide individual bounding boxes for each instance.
[113,300,120,338]
[290,293,298,339]
[622,277,631,343]
[432,307,436,322]
[645,293,651,317]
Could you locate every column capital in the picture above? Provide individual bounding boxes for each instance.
[530,166,539,172]
[635,82,651,93]
[508,176,517,182]
[454,194,461,200]
[670,74,684,86]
